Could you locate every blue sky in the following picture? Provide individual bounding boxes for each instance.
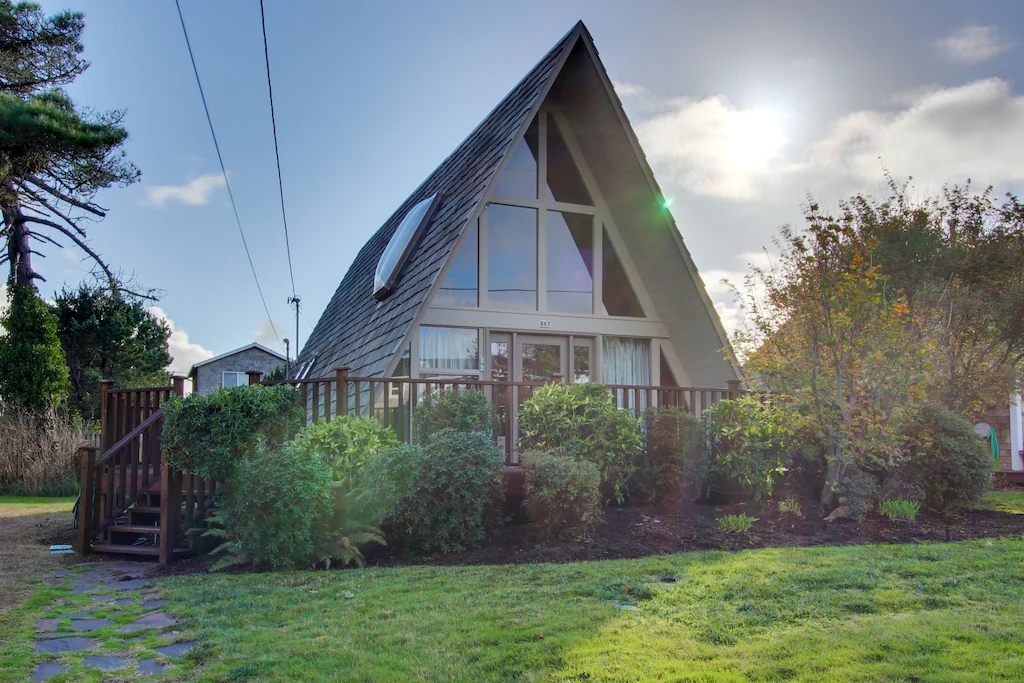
[31,0,1024,371]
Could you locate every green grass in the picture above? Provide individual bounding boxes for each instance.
[0,495,75,516]
[144,539,1024,682]
[976,490,1024,515]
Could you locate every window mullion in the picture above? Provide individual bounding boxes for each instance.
[538,208,547,312]
[479,209,489,309]
[593,216,603,316]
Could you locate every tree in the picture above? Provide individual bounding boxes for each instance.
[54,281,172,420]
[0,284,69,409]
[0,1,140,291]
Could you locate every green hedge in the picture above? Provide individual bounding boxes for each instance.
[413,389,499,444]
[522,450,601,540]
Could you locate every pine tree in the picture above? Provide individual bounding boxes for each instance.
[0,284,69,409]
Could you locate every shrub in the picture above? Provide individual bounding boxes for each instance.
[162,384,303,481]
[778,497,802,517]
[719,514,758,535]
[898,404,992,513]
[413,389,499,444]
[631,407,699,504]
[365,428,504,552]
[878,498,920,521]
[0,285,69,410]
[697,396,794,503]
[521,450,602,540]
[518,383,642,503]
[839,466,881,521]
[298,415,397,486]
[208,440,333,570]
[0,408,87,496]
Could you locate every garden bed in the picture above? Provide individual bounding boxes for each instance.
[365,489,1024,568]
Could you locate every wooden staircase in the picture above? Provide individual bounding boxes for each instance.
[77,378,216,564]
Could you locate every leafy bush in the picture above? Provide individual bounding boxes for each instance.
[365,428,504,552]
[718,514,758,535]
[839,466,881,521]
[878,498,920,521]
[697,396,795,503]
[777,497,802,517]
[0,408,87,496]
[298,415,397,486]
[631,407,699,504]
[521,450,602,540]
[0,285,69,410]
[518,383,642,503]
[162,384,303,481]
[413,389,499,444]
[207,440,333,570]
[898,404,992,513]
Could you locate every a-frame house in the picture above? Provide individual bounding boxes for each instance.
[295,21,738,398]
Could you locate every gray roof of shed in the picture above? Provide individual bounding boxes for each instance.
[296,23,582,378]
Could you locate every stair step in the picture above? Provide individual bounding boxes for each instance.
[90,544,192,558]
[109,525,161,535]
[130,506,161,515]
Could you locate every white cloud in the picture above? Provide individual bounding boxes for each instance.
[253,317,287,354]
[937,24,1013,65]
[620,85,791,200]
[148,306,214,374]
[145,173,226,207]
[812,78,1024,188]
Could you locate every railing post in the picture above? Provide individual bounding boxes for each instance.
[336,368,350,416]
[159,462,180,565]
[728,379,741,400]
[171,374,186,398]
[551,373,564,384]
[77,446,98,554]
[247,370,263,386]
[99,379,115,452]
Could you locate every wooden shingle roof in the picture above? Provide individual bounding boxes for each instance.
[296,23,583,378]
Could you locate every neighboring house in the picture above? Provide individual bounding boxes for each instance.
[295,22,739,397]
[980,395,1024,477]
[188,343,286,396]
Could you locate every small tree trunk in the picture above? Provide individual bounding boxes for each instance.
[2,184,36,288]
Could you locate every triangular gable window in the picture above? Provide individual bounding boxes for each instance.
[493,118,540,199]
[545,114,591,206]
[436,219,479,307]
[602,228,645,317]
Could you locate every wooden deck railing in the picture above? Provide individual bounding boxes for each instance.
[260,370,742,464]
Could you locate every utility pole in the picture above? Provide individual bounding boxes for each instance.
[287,295,301,357]
[283,338,290,377]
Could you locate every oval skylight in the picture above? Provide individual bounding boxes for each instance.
[373,193,441,300]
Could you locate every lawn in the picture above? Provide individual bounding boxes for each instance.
[156,538,1024,682]
[976,490,1024,515]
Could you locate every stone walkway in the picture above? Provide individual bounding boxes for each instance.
[30,561,195,680]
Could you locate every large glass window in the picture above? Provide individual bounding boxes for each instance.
[546,114,592,205]
[547,211,593,314]
[419,326,479,373]
[493,118,539,199]
[602,229,645,317]
[487,204,537,311]
[602,337,650,386]
[436,220,478,307]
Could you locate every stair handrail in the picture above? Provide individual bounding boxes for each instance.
[94,408,165,467]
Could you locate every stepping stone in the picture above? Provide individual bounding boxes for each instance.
[109,598,135,606]
[61,612,93,618]
[34,618,60,631]
[34,637,100,654]
[142,599,168,609]
[155,641,194,658]
[36,632,75,639]
[69,584,99,594]
[43,579,63,586]
[108,578,153,590]
[69,618,114,631]
[81,655,131,671]
[31,662,68,681]
[138,659,165,676]
[118,612,176,633]
[71,576,111,587]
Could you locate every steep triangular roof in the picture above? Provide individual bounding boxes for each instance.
[297,23,581,378]
[299,22,738,386]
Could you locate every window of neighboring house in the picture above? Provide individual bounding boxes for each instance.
[222,371,250,389]
[418,326,480,380]
[436,220,479,307]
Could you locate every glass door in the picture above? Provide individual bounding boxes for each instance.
[515,335,568,382]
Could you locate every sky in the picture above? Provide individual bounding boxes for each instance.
[27,0,1024,373]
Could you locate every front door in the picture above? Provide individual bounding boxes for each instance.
[514,334,569,382]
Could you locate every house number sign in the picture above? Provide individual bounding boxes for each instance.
[539,320,552,328]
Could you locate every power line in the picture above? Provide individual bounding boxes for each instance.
[258,0,297,299]
[174,0,283,352]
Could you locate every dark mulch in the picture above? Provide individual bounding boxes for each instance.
[367,489,1024,568]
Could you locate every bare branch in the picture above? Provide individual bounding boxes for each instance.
[23,175,106,216]
[19,215,116,288]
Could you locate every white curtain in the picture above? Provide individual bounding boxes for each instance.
[419,326,479,372]
[602,337,650,412]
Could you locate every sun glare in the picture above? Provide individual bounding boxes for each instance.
[721,108,787,173]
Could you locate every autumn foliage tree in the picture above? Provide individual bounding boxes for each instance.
[733,179,1023,505]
